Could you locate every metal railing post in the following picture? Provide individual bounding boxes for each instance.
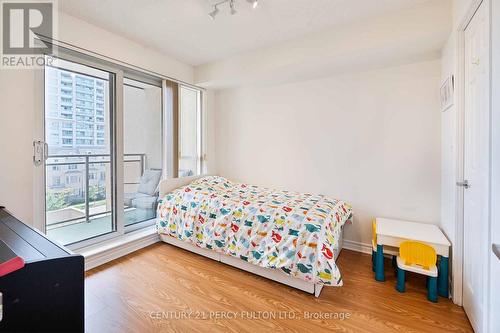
[140,154,145,176]
[85,155,90,223]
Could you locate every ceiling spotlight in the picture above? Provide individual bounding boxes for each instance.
[208,0,259,20]
[208,6,219,19]
[247,0,258,9]
[230,0,237,15]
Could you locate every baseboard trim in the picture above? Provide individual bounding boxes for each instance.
[82,228,160,271]
[342,239,372,254]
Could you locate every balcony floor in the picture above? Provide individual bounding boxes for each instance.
[46,208,156,245]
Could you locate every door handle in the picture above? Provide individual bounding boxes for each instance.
[44,142,49,161]
[456,180,470,189]
[493,244,500,261]
[33,140,43,166]
[33,141,49,166]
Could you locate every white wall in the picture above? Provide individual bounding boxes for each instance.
[0,12,193,226]
[440,34,457,257]
[214,60,441,246]
[0,70,38,224]
[453,0,476,27]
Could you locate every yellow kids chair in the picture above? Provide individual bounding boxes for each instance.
[371,219,398,272]
[396,241,438,302]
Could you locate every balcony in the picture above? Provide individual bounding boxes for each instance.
[75,84,94,92]
[45,153,157,245]
[75,94,94,102]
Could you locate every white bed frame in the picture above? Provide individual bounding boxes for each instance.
[158,175,344,298]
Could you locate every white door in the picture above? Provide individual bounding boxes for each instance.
[463,2,490,332]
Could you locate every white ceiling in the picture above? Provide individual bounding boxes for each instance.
[60,0,435,66]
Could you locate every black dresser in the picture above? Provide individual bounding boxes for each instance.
[0,208,84,332]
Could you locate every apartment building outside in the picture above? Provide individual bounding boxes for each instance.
[44,66,110,210]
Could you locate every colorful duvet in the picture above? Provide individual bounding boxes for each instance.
[156,176,352,286]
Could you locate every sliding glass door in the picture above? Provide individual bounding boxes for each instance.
[36,47,203,248]
[123,77,163,228]
[44,57,116,246]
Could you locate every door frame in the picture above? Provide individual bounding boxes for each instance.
[489,1,500,332]
[33,45,125,249]
[33,67,45,233]
[454,0,492,326]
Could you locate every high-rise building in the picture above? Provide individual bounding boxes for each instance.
[45,66,108,152]
[45,66,109,201]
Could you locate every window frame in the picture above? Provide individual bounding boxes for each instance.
[37,42,204,250]
[178,84,203,177]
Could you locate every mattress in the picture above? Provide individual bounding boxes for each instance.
[156,176,352,286]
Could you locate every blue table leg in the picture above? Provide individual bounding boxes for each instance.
[396,268,405,292]
[375,244,385,282]
[438,256,449,297]
[428,276,438,302]
[372,250,376,272]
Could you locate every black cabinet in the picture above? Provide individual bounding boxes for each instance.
[0,209,84,332]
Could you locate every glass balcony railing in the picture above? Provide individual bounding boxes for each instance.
[45,153,147,230]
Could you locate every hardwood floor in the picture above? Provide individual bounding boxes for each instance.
[85,243,472,333]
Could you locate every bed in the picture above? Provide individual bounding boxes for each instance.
[156,175,352,297]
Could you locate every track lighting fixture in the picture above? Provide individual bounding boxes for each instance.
[247,0,258,9]
[208,0,259,20]
[208,6,219,20]
[230,0,237,15]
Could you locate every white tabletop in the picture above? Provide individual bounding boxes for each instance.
[376,218,451,256]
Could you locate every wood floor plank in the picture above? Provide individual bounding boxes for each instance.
[85,243,473,333]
